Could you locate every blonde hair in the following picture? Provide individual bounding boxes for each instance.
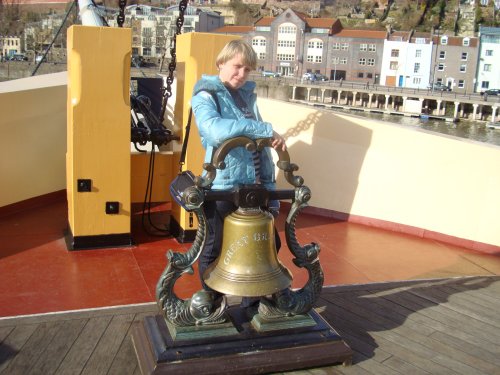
[216,39,257,70]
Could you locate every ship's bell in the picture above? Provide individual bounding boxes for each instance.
[203,207,292,297]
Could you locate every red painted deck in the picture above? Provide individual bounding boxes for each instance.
[1,197,500,318]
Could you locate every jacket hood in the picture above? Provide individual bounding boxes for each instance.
[192,75,256,96]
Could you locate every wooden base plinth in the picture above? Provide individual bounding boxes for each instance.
[132,307,352,374]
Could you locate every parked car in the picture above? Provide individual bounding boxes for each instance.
[314,73,329,81]
[481,89,499,96]
[131,55,145,67]
[261,71,281,78]
[429,82,451,91]
[9,54,28,61]
[302,72,328,82]
[302,72,316,81]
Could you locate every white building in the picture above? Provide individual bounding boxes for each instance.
[380,31,433,89]
[380,31,412,87]
[403,32,433,89]
[476,26,500,92]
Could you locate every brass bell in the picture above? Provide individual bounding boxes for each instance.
[203,207,292,297]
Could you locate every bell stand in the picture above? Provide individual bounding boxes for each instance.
[132,137,352,374]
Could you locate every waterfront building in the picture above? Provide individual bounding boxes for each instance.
[249,8,342,78]
[380,30,414,88]
[214,8,386,82]
[476,26,500,93]
[430,33,479,94]
[107,4,224,59]
[0,35,22,60]
[328,27,386,83]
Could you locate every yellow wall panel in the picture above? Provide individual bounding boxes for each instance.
[67,25,132,243]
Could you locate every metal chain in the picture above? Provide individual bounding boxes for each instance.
[159,0,189,124]
[117,0,126,27]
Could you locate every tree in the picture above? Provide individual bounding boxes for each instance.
[0,0,22,35]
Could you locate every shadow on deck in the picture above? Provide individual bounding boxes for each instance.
[1,276,499,374]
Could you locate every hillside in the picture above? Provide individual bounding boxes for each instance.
[1,0,498,37]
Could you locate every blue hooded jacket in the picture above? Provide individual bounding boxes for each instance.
[191,75,277,191]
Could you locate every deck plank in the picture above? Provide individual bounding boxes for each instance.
[409,285,500,329]
[80,313,136,375]
[0,327,14,345]
[107,312,154,375]
[54,315,113,375]
[332,291,499,374]
[29,318,88,375]
[367,288,500,362]
[1,277,500,375]
[2,321,61,375]
[321,299,454,374]
[0,324,37,373]
[378,285,500,346]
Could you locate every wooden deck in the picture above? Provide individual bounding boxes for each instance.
[1,276,499,375]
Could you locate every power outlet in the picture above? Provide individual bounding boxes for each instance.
[77,179,92,192]
[105,201,120,214]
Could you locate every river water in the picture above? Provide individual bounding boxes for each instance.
[326,108,500,147]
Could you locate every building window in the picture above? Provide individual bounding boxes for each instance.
[461,52,468,61]
[458,80,465,88]
[391,49,399,57]
[332,57,340,64]
[332,43,340,50]
[481,81,489,89]
[485,50,493,56]
[278,40,295,47]
[258,52,265,59]
[367,58,375,66]
[367,73,373,78]
[440,36,448,45]
[414,63,420,73]
[460,64,466,73]
[484,64,492,72]
[307,40,323,49]
[359,58,366,65]
[439,51,446,59]
[390,61,398,70]
[463,38,470,46]
[438,63,445,71]
[415,49,421,57]
[413,77,421,84]
[277,53,294,61]
[368,44,376,52]
[252,38,266,47]
[340,58,347,64]
[358,72,364,78]
[359,43,367,51]
[341,43,349,50]
[278,24,297,34]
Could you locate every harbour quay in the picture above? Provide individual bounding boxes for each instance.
[289,80,499,123]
